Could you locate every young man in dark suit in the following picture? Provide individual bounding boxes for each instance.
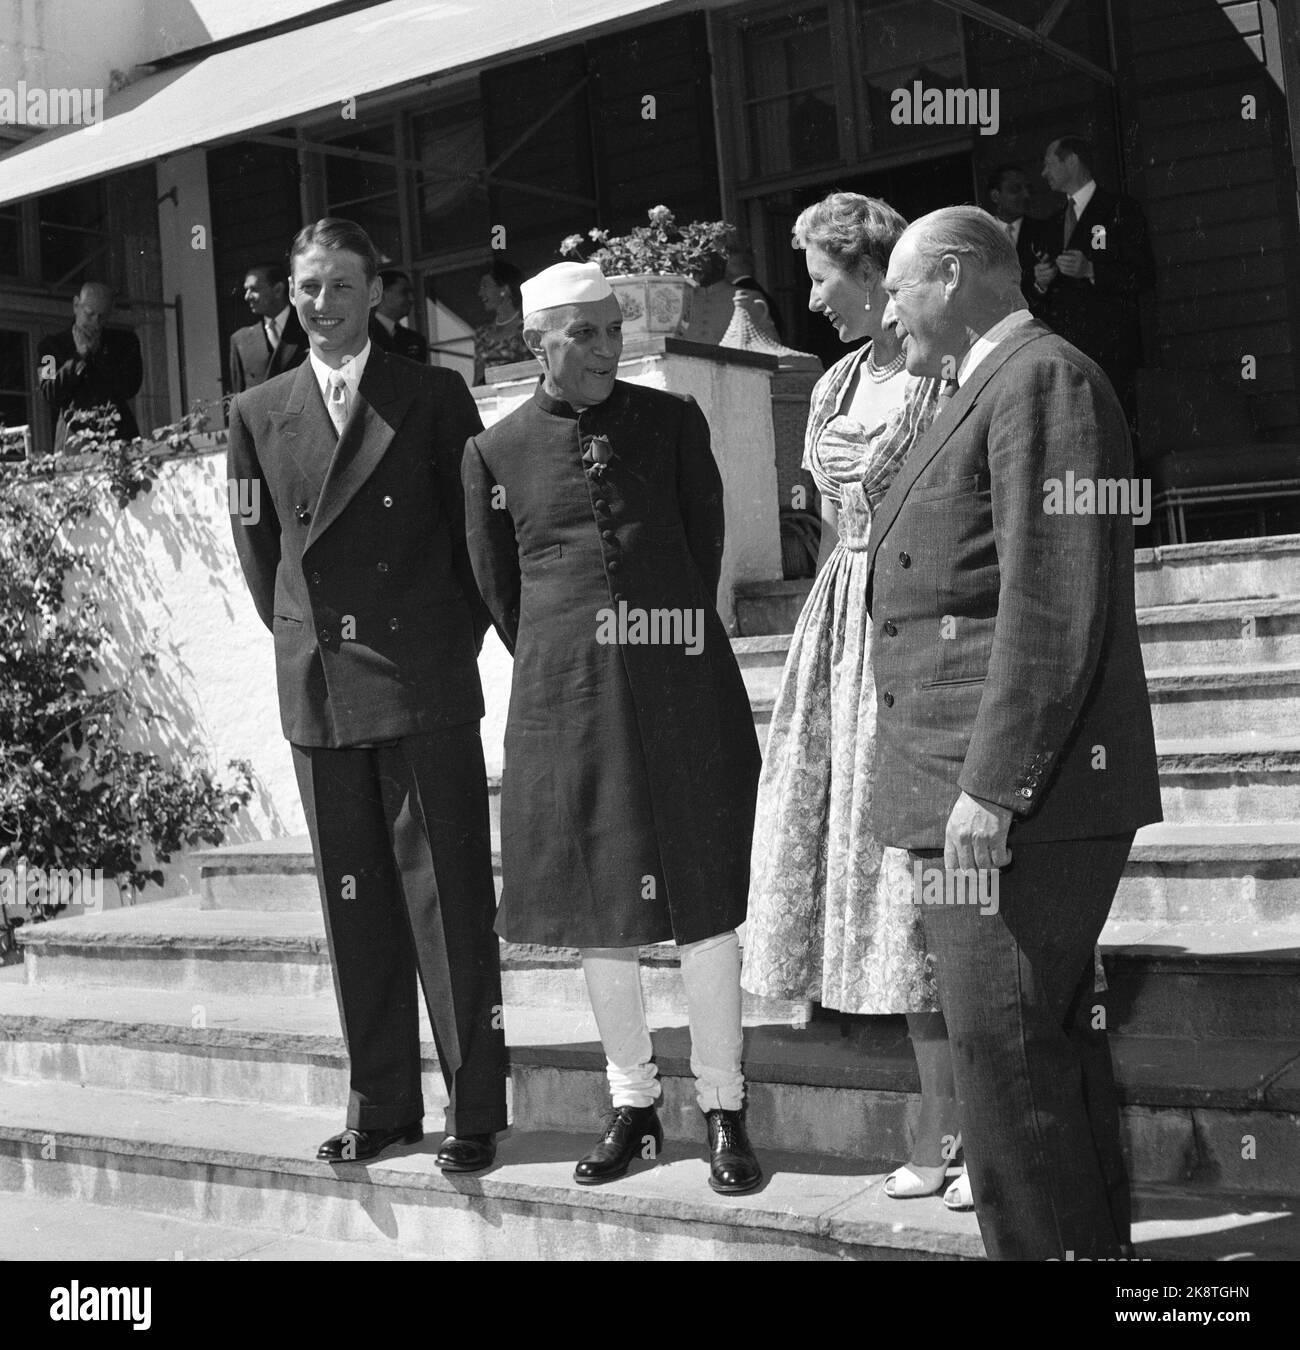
[369,268,429,365]
[228,262,308,394]
[875,206,1162,1260]
[985,164,1054,308]
[227,218,506,1172]
[37,282,142,453]
[1034,135,1157,436]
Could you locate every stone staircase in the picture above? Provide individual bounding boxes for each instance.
[2,536,1298,1260]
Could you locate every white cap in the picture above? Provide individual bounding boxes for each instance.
[521,261,613,316]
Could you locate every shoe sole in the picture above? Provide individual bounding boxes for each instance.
[437,1157,495,1174]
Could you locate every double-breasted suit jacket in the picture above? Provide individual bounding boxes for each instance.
[227,350,490,745]
[229,310,309,395]
[866,320,1162,847]
[226,347,505,1136]
[1037,186,1156,381]
[463,381,761,949]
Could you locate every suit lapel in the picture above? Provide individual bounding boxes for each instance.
[866,322,1053,577]
[266,360,326,484]
[305,346,412,552]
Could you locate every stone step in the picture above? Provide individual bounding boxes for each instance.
[0,984,1295,1194]
[0,1080,1294,1258]
[1117,822,1300,922]
[1154,738,1300,825]
[1146,662,1300,739]
[733,536,1300,637]
[1137,596,1300,666]
[13,898,798,1021]
[14,899,1300,1040]
[6,1184,1294,1263]
[1134,535,1300,609]
[0,1080,982,1261]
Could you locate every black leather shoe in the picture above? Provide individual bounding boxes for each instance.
[574,1105,663,1185]
[705,1109,762,1194]
[436,1133,496,1173]
[316,1120,422,1163]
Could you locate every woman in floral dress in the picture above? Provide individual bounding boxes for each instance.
[742,193,967,1205]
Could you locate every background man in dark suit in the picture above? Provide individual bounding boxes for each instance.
[985,164,1053,308]
[38,281,142,452]
[369,268,429,364]
[1034,135,1157,439]
[228,262,308,394]
[874,206,1162,1260]
[227,218,505,1173]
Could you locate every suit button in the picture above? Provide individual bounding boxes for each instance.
[377,562,389,574]
[607,560,621,572]
[899,551,911,568]
[383,496,394,508]
[389,618,400,632]
[883,620,897,636]
[318,629,329,644]
[601,530,615,541]
[593,498,608,513]
[1019,787,1034,799]
[310,571,321,585]
[882,691,894,707]
[295,503,311,523]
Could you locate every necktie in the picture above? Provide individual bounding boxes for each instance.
[265,317,280,349]
[1062,198,1077,251]
[327,370,349,435]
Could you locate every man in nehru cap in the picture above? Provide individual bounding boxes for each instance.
[463,261,763,1194]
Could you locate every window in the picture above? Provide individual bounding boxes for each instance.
[0,329,33,459]
[412,102,488,257]
[323,125,402,261]
[859,0,965,152]
[38,181,110,287]
[742,9,839,179]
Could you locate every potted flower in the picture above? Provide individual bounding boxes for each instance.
[560,205,735,338]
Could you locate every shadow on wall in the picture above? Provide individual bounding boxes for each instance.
[65,446,293,901]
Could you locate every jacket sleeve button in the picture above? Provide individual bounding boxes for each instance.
[382,495,394,508]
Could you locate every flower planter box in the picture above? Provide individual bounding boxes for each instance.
[608,274,695,338]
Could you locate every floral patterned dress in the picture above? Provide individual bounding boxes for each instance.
[742,344,943,1014]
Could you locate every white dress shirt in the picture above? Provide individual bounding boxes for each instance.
[957,309,1037,387]
[309,339,372,432]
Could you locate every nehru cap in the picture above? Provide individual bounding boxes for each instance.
[521,262,613,315]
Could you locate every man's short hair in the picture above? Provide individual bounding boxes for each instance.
[378,267,410,289]
[290,218,382,281]
[245,262,287,290]
[908,206,1022,287]
[792,192,909,277]
[985,164,1024,197]
[1054,134,1094,174]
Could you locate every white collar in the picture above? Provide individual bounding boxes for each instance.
[956,309,1036,386]
[1070,179,1097,215]
[309,338,372,403]
[265,305,291,334]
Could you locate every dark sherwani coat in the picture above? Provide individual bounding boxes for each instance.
[463,380,760,948]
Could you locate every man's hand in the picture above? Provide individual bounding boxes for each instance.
[944,790,1013,872]
[72,324,98,358]
[1055,249,1094,281]
[1032,258,1058,292]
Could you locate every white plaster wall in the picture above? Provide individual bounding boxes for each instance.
[0,0,162,96]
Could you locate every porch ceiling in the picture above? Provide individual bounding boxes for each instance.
[0,0,677,206]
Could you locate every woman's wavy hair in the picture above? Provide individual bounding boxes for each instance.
[791,192,909,277]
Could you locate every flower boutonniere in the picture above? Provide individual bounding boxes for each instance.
[582,434,616,480]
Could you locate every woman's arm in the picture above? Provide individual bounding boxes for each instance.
[814,491,839,575]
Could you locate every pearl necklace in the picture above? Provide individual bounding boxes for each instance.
[866,348,906,382]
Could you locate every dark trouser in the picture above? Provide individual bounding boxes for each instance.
[291,724,507,1136]
[915,834,1134,1261]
